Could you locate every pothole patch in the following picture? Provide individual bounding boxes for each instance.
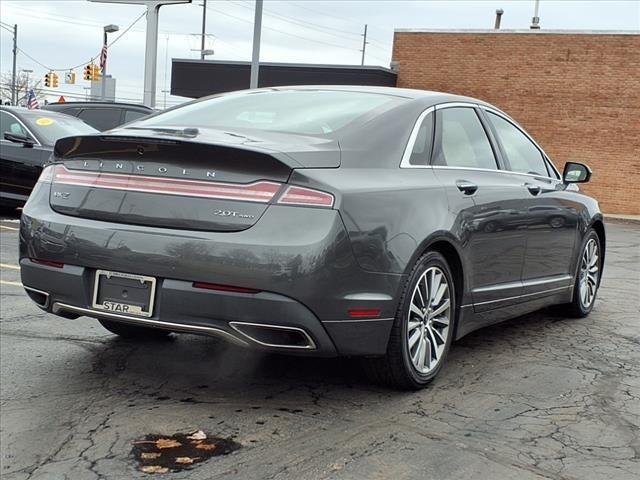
[131,430,242,474]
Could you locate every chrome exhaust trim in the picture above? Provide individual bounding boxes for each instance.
[23,285,50,308]
[51,302,249,347]
[229,321,316,350]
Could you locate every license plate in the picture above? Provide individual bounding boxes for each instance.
[92,270,156,318]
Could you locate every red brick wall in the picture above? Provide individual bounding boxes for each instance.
[392,31,640,215]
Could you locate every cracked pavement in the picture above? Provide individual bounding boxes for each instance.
[1,216,639,479]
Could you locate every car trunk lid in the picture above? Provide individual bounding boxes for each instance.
[49,130,339,231]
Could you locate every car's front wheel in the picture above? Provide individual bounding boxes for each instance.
[561,229,602,317]
[98,319,172,339]
[363,251,456,390]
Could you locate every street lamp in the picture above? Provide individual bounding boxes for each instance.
[101,24,119,101]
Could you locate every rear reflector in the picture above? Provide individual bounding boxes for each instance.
[277,186,334,208]
[193,282,260,294]
[348,308,381,319]
[30,258,64,268]
[52,165,282,203]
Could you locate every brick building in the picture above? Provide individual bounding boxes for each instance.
[392,30,640,215]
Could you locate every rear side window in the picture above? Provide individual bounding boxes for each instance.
[487,112,548,176]
[408,112,434,165]
[78,108,122,131]
[124,109,148,123]
[433,108,497,169]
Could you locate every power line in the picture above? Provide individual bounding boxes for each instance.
[14,11,146,73]
[206,4,360,53]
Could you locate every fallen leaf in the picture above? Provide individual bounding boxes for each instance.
[141,465,169,474]
[175,456,199,464]
[155,438,182,449]
[140,452,162,460]
[187,430,207,440]
[195,442,217,451]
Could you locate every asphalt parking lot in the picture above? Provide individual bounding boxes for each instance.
[1,214,638,480]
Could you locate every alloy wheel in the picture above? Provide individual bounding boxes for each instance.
[579,238,599,308]
[406,266,452,374]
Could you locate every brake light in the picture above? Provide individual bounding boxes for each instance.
[277,186,334,208]
[30,258,64,268]
[193,282,260,294]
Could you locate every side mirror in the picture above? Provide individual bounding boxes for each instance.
[4,132,35,148]
[563,162,591,184]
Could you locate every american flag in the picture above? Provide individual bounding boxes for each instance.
[100,45,107,72]
[26,89,39,110]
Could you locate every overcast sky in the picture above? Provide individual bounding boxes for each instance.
[1,0,639,106]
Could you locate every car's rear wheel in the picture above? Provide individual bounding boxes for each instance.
[98,319,172,339]
[363,251,456,390]
[561,229,602,317]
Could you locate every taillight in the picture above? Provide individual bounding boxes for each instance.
[277,186,334,208]
[36,165,55,184]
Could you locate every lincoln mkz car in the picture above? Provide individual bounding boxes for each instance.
[19,87,604,389]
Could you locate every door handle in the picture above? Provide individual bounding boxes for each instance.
[525,183,541,196]
[456,180,478,195]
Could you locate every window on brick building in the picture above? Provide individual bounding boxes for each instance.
[487,112,549,177]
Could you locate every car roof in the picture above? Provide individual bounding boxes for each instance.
[0,105,83,120]
[43,101,153,111]
[215,85,490,108]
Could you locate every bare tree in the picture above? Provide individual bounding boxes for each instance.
[0,71,43,106]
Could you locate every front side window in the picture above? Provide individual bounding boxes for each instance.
[487,112,548,177]
[0,111,31,139]
[433,107,497,170]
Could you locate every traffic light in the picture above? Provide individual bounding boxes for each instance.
[51,73,59,88]
[91,64,101,80]
[44,72,51,87]
[83,64,92,81]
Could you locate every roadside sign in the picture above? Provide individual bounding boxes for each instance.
[58,96,66,103]
[65,71,76,84]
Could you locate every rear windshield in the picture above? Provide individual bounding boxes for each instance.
[22,113,97,145]
[134,90,405,136]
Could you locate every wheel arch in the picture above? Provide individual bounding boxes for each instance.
[590,218,606,281]
[406,234,467,338]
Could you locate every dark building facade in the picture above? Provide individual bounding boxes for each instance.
[170,59,397,98]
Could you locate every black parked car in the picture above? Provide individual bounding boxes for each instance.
[19,87,604,389]
[0,106,97,208]
[42,101,152,131]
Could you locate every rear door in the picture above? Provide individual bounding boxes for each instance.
[431,105,529,311]
[482,109,579,293]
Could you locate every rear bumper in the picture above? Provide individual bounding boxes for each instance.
[20,185,402,356]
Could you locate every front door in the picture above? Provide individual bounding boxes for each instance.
[483,110,579,295]
[431,106,528,311]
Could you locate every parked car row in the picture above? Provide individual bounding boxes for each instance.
[16,86,605,389]
[1,102,152,208]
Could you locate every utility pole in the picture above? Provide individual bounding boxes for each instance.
[11,24,17,106]
[0,22,18,105]
[101,24,119,101]
[200,0,207,60]
[249,0,263,89]
[360,24,368,66]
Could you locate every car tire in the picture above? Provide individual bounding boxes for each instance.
[98,319,172,339]
[560,229,602,318]
[363,251,456,390]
